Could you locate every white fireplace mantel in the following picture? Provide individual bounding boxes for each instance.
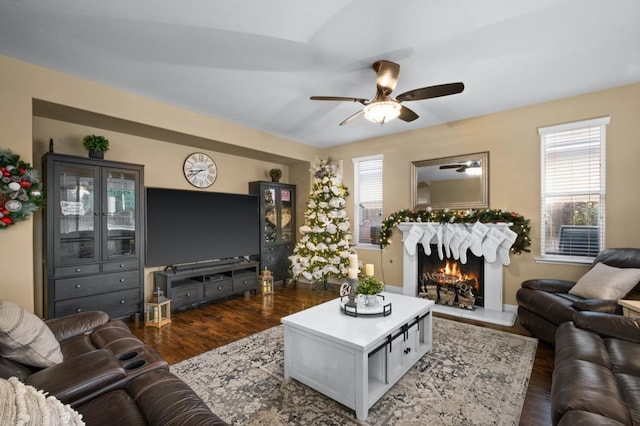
[397,222,516,326]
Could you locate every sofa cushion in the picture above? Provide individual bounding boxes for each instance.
[569,262,640,300]
[0,376,84,425]
[0,300,63,368]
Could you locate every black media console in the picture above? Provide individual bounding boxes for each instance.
[153,260,259,312]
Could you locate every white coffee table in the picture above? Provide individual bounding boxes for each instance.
[281,292,434,421]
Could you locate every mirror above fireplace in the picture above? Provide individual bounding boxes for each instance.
[410,151,489,210]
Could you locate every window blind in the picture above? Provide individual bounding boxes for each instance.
[353,155,383,246]
[539,117,609,260]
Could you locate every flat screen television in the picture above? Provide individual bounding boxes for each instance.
[145,187,260,268]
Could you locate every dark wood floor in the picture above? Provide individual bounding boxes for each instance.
[125,285,553,426]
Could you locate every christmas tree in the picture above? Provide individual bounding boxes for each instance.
[290,158,353,283]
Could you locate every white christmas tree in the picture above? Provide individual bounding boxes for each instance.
[289,158,352,282]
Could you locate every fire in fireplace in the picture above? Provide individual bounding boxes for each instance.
[417,244,485,309]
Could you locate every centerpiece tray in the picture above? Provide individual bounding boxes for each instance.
[339,295,392,317]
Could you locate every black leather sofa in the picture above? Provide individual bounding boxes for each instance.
[516,248,640,346]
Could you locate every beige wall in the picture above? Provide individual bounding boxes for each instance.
[325,82,640,304]
[0,55,317,313]
[2,52,639,313]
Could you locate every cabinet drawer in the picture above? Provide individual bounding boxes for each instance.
[55,270,140,299]
[233,273,257,293]
[103,259,140,272]
[204,279,233,299]
[171,284,204,309]
[55,264,100,278]
[54,288,139,318]
[261,252,291,265]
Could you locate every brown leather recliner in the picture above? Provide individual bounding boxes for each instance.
[0,310,227,425]
[516,248,640,347]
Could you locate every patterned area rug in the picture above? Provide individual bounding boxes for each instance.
[171,317,537,425]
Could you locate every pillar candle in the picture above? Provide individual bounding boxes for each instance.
[349,254,358,269]
[365,264,374,277]
[348,267,358,279]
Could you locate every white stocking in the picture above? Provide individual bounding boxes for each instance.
[482,227,507,263]
[469,222,489,257]
[404,224,424,256]
[454,225,472,263]
[449,224,463,260]
[435,224,444,260]
[420,223,437,255]
[443,224,455,259]
[498,227,518,265]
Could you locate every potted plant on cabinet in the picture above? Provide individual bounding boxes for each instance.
[269,168,282,182]
[82,134,110,159]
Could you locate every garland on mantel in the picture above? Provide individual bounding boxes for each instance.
[379,208,532,255]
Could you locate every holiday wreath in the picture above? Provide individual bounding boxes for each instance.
[379,208,532,255]
[0,149,44,228]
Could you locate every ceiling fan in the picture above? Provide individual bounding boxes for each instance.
[310,60,464,126]
[439,161,481,173]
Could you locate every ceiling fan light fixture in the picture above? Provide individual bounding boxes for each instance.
[363,101,401,124]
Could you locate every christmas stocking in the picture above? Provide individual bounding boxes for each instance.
[498,227,519,265]
[469,221,489,257]
[452,224,471,263]
[435,224,444,260]
[459,226,472,264]
[482,227,507,263]
[449,224,463,260]
[420,222,437,255]
[442,224,455,258]
[404,224,424,256]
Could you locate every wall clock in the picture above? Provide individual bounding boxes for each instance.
[183,152,217,188]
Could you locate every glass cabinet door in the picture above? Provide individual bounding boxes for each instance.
[104,168,139,259]
[264,188,278,244]
[280,188,293,243]
[54,162,100,265]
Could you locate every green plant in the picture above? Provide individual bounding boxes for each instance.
[82,134,110,152]
[269,168,282,181]
[356,276,384,295]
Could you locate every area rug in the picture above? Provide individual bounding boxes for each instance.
[171,317,537,425]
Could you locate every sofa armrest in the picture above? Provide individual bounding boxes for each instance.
[25,349,126,404]
[571,299,622,314]
[521,278,576,293]
[574,311,640,344]
[45,311,110,342]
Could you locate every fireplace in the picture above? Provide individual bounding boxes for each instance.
[397,222,516,326]
[418,245,484,308]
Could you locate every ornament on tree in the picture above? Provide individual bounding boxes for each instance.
[0,148,43,228]
[289,158,353,283]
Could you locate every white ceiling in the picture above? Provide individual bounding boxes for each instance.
[1,0,639,149]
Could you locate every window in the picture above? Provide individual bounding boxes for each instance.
[353,155,383,247]
[539,117,609,262]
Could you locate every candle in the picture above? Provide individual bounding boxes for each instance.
[365,264,374,277]
[349,254,358,269]
[348,268,358,279]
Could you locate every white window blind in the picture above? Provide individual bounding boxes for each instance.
[539,117,609,261]
[353,155,383,246]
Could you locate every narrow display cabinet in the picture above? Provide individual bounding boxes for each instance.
[43,153,144,320]
[248,181,296,283]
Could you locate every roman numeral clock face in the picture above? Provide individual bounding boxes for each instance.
[183,152,217,188]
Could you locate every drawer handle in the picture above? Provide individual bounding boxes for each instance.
[75,284,81,289]
[120,300,125,304]
[76,268,81,273]
[120,278,125,283]
[186,292,191,297]
[218,286,222,290]
[119,264,125,268]
[76,308,82,313]
[243,280,248,284]
[404,347,411,355]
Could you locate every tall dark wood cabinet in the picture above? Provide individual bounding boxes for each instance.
[249,181,296,283]
[43,153,144,319]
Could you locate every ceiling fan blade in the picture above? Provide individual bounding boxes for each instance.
[397,105,419,122]
[339,110,364,126]
[310,96,368,105]
[373,60,400,96]
[396,82,465,102]
[439,164,462,169]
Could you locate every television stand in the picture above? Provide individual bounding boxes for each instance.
[154,260,259,312]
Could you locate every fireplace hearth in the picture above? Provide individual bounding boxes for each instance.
[418,245,484,309]
[398,222,517,326]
